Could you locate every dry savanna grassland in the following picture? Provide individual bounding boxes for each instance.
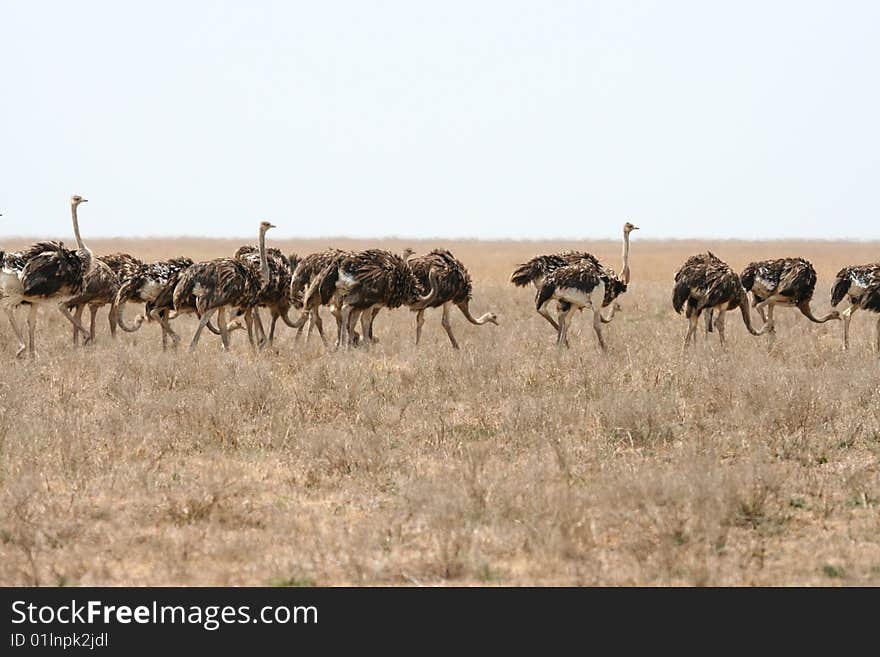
[0,237,878,586]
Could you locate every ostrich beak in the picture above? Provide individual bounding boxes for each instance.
[81,199,89,203]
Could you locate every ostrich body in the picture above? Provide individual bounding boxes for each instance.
[0,248,30,355]
[294,249,352,345]
[673,252,764,348]
[534,264,625,350]
[234,245,298,346]
[173,221,274,351]
[830,263,880,351]
[4,196,97,356]
[314,249,433,348]
[115,256,194,349]
[511,222,638,331]
[407,249,498,349]
[67,252,142,345]
[738,258,839,334]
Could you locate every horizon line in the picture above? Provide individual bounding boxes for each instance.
[2,234,880,243]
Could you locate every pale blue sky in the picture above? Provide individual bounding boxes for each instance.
[1,1,878,239]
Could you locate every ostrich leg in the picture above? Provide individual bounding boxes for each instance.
[57,301,92,342]
[556,307,574,349]
[250,308,266,348]
[243,309,257,352]
[368,307,381,342]
[415,309,425,345]
[842,305,856,350]
[268,310,280,345]
[440,302,460,349]
[107,303,118,339]
[87,305,99,345]
[312,309,327,346]
[26,303,38,357]
[72,305,84,345]
[592,304,607,352]
[217,307,232,350]
[339,304,353,348]
[554,301,572,348]
[360,310,372,346]
[189,308,217,351]
[715,308,727,346]
[6,308,27,357]
[347,309,363,348]
[683,312,699,349]
[539,305,560,331]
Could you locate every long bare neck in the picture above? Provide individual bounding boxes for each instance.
[739,291,765,335]
[258,227,270,283]
[71,203,93,272]
[798,301,837,323]
[621,229,631,284]
[458,300,494,325]
[600,304,618,323]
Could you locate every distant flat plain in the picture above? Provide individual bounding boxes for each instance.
[0,237,878,585]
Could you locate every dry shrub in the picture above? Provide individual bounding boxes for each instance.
[1,237,879,585]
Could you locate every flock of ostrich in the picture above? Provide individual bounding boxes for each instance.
[1,195,879,358]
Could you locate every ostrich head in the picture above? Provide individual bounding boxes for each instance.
[70,195,88,206]
[401,247,415,260]
[260,220,276,232]
[483,312,500,325]
[624,222,638,234]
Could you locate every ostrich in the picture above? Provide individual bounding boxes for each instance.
[830,263,880,351]
[360,247,419,342]
[407,249,498,349]
[5,196,97,357]
[739,258,840,334]
[311,249,435,348]
[511,222,638,330]
[292,249,351,346]
[673,252,765,348]
[67,252,142,345]
[234,245,298,346]
[173,221,273,351]
[115,256,195,349]
[0,246,30,356]
[534,263,626,350]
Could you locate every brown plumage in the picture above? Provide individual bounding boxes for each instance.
[408,249,498,349]
[534,263,625,350]
[738,257,839,334]
[296,249,355,346]
[673,252,764,348]
[511,222,637,333]
[0,247,34,357]
[173,221,274,351]
[115,256,194,349]
[12,196,97,357]
[65,257,121,345]
[315,249,433,348]
[100,253,143,283]
[830,263,880,351]
[234,245,298,346]
[67,253,142,345]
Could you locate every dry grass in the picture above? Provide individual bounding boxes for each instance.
[1,237,879,586]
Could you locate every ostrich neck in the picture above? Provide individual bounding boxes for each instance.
[71,203,93,271]
[621,231,631,283]
[259,228,269,283]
